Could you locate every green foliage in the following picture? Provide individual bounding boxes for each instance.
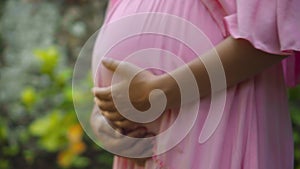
[21,87,37,109]
[0,46,112,169]
[0,122,8,141]
[0,1,112,168]
[72,156,90,168]
[289,86,300,167]
[34,47,59,75]
[30,110,68,152]
[27,47,87,167]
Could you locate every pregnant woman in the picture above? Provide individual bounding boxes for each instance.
[91,0,300,168]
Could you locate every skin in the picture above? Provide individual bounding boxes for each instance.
[90,110,153,166]
[93,37,287,166]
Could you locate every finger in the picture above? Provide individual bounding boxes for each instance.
[97,119,123,139]
[126,127,147,138]
[102,58,120,72]
[106,127,147,151]
[102,58,141,77]
[102,111,125,121]
[93,116,140,152]
[100,133,130,152]
[114,120,138,130]
[94,97,117,112]
[145,133,156,137]
[93,87,112,101]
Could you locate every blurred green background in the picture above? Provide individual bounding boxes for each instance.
[0,0,299,169]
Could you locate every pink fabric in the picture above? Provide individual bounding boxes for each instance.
[221,0,300,87]
[91,0,300,168]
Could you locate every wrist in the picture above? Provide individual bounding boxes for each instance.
[150,73,181,109]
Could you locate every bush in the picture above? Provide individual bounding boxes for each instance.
[0,46,113,169]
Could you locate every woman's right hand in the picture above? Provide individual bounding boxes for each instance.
[95,99,140,132]
[94,90,162,135]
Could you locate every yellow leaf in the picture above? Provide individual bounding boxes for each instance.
[67,124,83,143]
[57,150,74,168]
[70,141,86,154]
[21,87,37,108]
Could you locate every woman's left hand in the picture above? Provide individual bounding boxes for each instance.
[93,58,159,125]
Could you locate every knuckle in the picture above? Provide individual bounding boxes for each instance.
[99,101,105,107]
[114,121,122,128]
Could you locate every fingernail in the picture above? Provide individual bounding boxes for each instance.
[92,87,99,94]
[94,97,98,103]
[102,58,112,64]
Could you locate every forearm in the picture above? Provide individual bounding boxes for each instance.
[153,37,287,108]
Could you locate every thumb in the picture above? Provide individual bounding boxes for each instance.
[102,58,142,76]
[102,58,120,72]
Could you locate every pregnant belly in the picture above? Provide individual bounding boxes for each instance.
[92,0,224,133]
[94,0,224,82]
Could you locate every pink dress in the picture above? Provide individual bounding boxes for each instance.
[92,0,300,168]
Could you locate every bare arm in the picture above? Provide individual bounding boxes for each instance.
[154,37,287,108]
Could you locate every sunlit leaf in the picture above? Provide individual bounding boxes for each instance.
[21,87,37,108]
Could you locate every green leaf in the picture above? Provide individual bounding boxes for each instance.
[29,115,52,136]
[23,150,35,164]
[294,132,300,143]
[72,156,90,168]
[55,69,72,86]
[34,47,59,75]
[3,144,19,156]
[0,124,8,141]
[21,87,37,108]
[39,133,65,152]
[0,159,10,169]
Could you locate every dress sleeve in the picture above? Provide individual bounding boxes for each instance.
[223,0,300,87]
